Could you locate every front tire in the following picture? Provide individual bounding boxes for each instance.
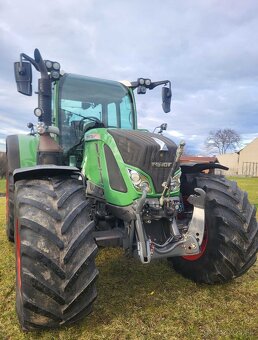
[169,174,258,284]
[15,176,98,330]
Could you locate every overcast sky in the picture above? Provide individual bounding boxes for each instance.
[0,0,258,154]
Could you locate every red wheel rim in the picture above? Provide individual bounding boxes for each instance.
[182,228,208,261]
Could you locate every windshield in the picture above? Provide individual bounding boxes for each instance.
[58,74,135,151]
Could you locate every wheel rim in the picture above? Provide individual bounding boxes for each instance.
[182,227,208,261]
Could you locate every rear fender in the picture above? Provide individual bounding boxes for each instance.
[180,163,228,201]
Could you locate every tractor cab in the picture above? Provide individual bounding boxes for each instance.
[56,73,136,155]
[14,49,172,168]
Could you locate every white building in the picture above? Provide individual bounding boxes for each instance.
[217,137,258,177]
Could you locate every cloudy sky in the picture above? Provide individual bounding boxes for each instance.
[1,0,258,154]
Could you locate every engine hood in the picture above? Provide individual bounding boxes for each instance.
[107,129,177,193]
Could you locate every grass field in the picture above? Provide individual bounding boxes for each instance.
[0,178,257,339]
[0,178,5,194]
[228,177,258,212]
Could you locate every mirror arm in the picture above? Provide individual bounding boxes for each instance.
[20,53,39,72]
[149,80,170,90]
[19,49,49,79]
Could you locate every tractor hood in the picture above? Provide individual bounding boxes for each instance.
[107,129,177,193]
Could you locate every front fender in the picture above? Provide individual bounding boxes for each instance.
[13,165,81,182]
[180,162,228,174]
[6,134,39,174]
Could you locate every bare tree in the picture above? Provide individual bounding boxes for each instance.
[205,129,241,154]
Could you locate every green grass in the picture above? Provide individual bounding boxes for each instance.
[228,177,258,214]
[0,178,5,194]
[0,178,257,339]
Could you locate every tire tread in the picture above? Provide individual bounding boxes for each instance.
[170,174,258,284]
[15,177,98,330]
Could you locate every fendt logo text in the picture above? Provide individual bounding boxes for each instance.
[151,162,173,168]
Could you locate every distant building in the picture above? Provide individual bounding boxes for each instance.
[217,137,258,177]
[217,153,239,176]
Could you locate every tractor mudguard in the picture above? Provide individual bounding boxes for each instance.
[6,134,40,173]
[6,135,20,173]
[180,162,228,174]
[13,165,81,182]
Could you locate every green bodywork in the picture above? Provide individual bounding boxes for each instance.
[15,74,180,208]
[82,128,180,206]
[18,135,39,168]
[16,126,180,207]
[82,128,148,206]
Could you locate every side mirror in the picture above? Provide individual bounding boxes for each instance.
[162,86,172,113]
[14,61,32,96]
[160,123,167,131]
[153,122,168,134]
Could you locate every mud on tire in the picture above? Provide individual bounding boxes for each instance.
[169,174,258,284]
[14,176,98,330]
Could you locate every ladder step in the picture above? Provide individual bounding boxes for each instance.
[92,229,124,247]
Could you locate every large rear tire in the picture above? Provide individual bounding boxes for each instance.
[14,176,98,330]
[169,174,258,284]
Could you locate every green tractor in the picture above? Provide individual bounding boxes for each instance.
[6,49,257,330]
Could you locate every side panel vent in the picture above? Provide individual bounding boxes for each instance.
[104,145,127,193]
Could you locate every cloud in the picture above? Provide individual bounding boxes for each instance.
[0,0,258,153]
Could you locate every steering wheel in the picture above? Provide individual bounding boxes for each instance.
[79,116,104,133]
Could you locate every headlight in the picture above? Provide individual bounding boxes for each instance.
[130,170,141,185]
[128,169,151,192]
[34,107,43,118]
[51,70,60,79]
[137,86,146,94]
[138,78,145,85]
[45,60,53,70]
[145,79,151,86]
[53,62,60,70]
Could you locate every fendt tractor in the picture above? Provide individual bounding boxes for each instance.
[6,49,257,330]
